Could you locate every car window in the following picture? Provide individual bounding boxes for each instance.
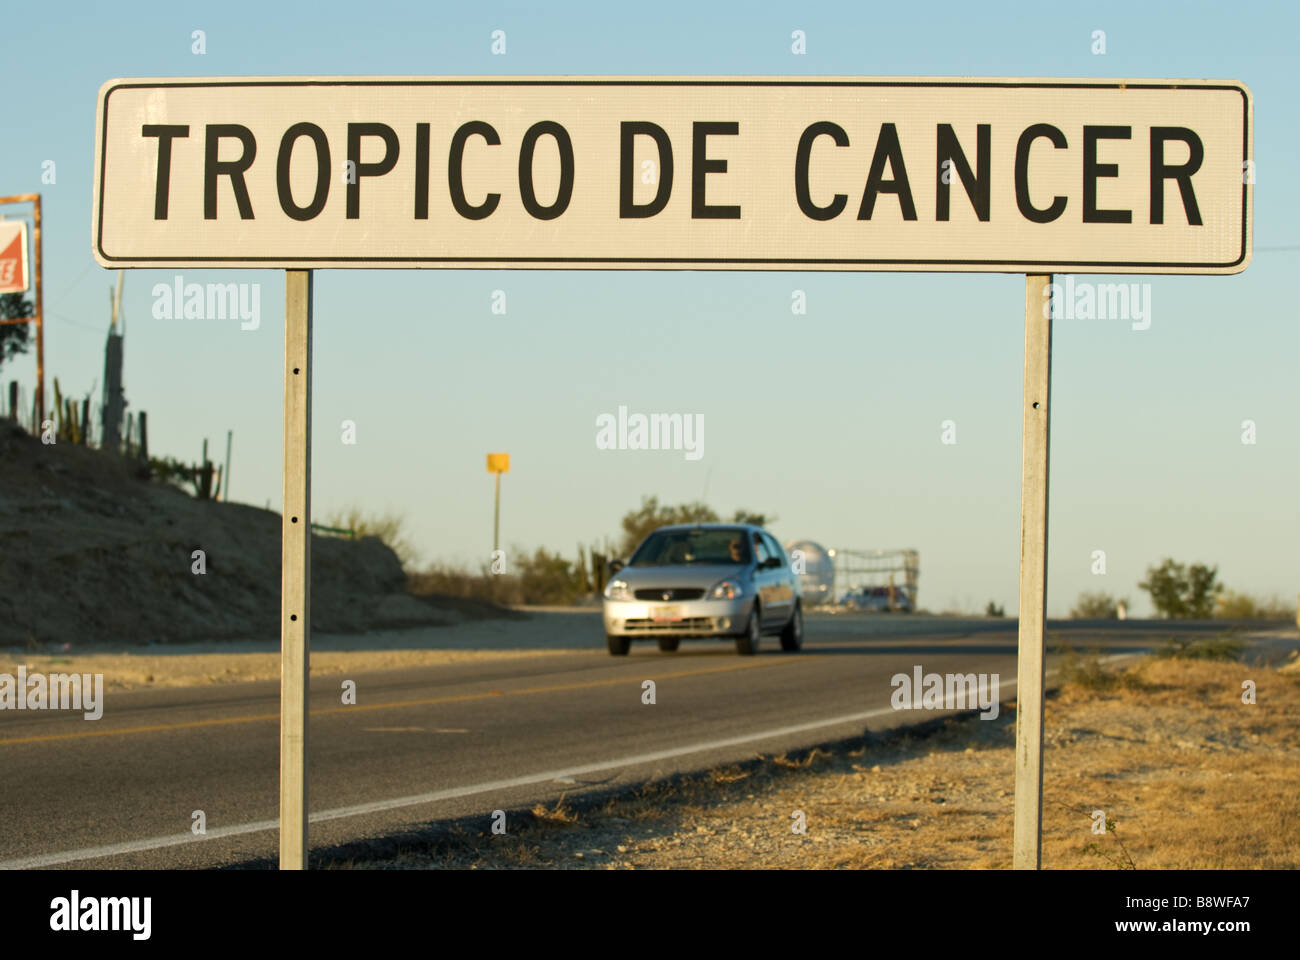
[752,533,770,565]
[763,534,785,566]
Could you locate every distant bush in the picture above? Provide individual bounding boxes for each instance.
[618,496,719,558]
[320,505,417,571]
[1213,590,1293,621]
[985,601,1004,617]
[409,563,505,603]
[150,455,194,492]
[1153,635,1244,662]
[0,293,33,373]
[149,455,220,499]
[1059,645,1150,693]
[409,546,592,606]
[616,495,777,558]
[1138,558,1223,619]
[514,547,589,605]
[1070,592,1128,619]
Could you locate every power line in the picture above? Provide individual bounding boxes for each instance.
[46,310,105,334]
[47,261,98,310]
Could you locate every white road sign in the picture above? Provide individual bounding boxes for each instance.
[93,76,1252,273]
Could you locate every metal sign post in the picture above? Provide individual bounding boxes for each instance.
[1014,274,1052,869]
[280,270,313,869]
[487,453,510,555]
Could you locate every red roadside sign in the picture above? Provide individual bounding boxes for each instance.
[0,220,29,294]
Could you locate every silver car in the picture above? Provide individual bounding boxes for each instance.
[602,523,803,656]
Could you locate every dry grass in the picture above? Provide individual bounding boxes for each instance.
[530,796,581,826]
[340,646,1300,870]
[319,504,419,571]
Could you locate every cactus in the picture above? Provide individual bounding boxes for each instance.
[197,460,215,499]
[65,398,78,444]
[53,378,64,438]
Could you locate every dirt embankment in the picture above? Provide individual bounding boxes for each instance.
[0,422,482,648]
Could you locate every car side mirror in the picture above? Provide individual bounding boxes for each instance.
[608,559,625,575]
[762,556,781,570]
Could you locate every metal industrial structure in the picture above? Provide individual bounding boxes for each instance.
[831,548,920,611]
[783,540,835,606]
[785,541,919,611]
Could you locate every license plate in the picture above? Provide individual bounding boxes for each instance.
[652,606,683,622]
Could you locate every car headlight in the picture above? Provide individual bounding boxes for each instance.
[709,578,744,600]
[604,579,633,602]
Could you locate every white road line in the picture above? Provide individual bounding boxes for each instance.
[5,655,1143,869]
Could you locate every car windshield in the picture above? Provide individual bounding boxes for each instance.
[630,529,753,566]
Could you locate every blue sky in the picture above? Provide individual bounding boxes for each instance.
[2,0,1297,616]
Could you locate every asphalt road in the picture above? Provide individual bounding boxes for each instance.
[0,613,1285,869]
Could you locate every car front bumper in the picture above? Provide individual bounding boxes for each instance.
[603,596,754,638]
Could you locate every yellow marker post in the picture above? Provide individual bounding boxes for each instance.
[487,453,510,555]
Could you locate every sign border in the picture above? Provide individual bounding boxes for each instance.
[93,76,1253,273]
